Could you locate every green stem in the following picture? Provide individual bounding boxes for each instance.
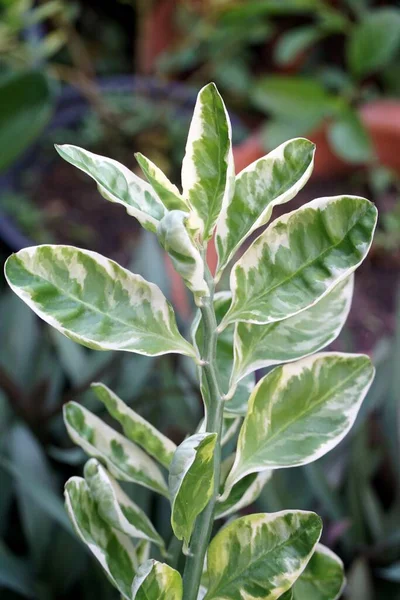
[182,277,224,600]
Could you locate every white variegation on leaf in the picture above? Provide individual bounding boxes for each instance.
[204,511,322,600]
[135,152,188,212]
[169,433,217,550]
[220,195,377,329]
[222,353,375,499]
[84,458,164,547]
[5,245,196,358]
[215,138,315,278]
[65,476,137,600]
[221,417,242,446]
[92,382,176,469]
[64,402,168,497]
[289,544,345,600]
[157,211,209,301]
[182,83,234,242]
[216,466,271,519]
[131,559,183,600]
[55,144,166,232]
[231,275,354,385]
[136,539,151,564]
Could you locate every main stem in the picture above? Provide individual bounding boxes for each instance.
[182,273,224,600]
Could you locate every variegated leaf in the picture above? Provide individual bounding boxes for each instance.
[221,417,241,446]
[157,211,209,300]
[84,458,164,547]
[290,544,345,600]
[192,292,254,414]
[55,144,166,232]
[222,353,374,498]
[232,276,354,385]
[92,382,176,469]
[181,83,234,241]
[65,476,137,599]
[220,196,377,328]
[5,245,196,357]
[216,467,272,519]
[169,433,217,550]
[63,402,168,496]
[136,539,151,564]
[131,559,183,600]
[135,152,188,211]
[278,591,293,600]
[215,138,315,277]
[204,511,322,600]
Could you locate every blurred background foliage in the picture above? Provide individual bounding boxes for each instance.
[1,0,400,598]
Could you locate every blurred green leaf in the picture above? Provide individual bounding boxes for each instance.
[0,70,53,171]
[378,562,400,583]
[328,108,374,163]
[0,541,35,598]
[347,558,374,600]
[275,26,322,65]
[347,8,400,78]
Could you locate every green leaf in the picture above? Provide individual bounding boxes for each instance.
[169,433,217,550]
[157,210,209,300]
[215,138,315,277]
[216,468,271,519]
[63,402,168,497]
[135,152,188,212]
[0,71,53,172]
[291,544,345,600]
[84,458,164,548]
[181,83,234,241]
[55,144,166,233]
[131,559,183,600]
[232,276,353,385]
[92,382,176,469]
[222,353,374,497]
[220,196,377,328]
[65,476,137,599]
[204,511,322,600]
[328,108,374,163]
[347,8,400,78]
[5,245,196,358]
[253,76,334,122]
[275,26,322,66]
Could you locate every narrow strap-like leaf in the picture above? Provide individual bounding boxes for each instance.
[222,353,375,498]
[169,433,217,551]
[131,559,183,600]
[65,476,137,600]
[64,402,168,496]
[92,382,176,469]
[5,245,196,358]
[205,511,322,600]
[135,152,188,212]
[215,138,315,277]
[221,195,377,328]
[181,83,234,241]
[84,458,164,547]
[56,144,166,232]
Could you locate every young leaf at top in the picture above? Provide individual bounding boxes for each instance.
[204,511,322,600]
[222,353,375,498]
[157,211,209,301]
[55,144,166,232]
[231,275,353,385]
[64,402,168,497]
[215,137,315,277]
[169,433,217,551]
[92,382,176,469]
[289,544,345,600]
[5,245,196,358]
[181,83,234,241]
[65,477,137,600]
[220,196,377,329]
[131,559,183,600]
[84,458,165,548]
[135,152,188,212]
